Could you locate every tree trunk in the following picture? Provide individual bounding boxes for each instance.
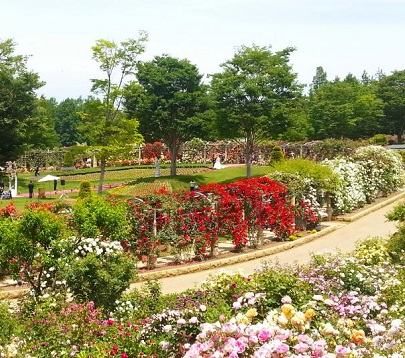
[170,145,177,176]
[98,156,106,196]
[245,131,253,178]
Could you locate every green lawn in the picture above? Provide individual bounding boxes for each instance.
[0,164,272,211]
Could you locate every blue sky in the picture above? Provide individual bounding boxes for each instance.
[2,0,405,101]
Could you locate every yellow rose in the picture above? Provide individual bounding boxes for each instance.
[246,308,257,320]
[291,312,306,329]
[281,304,295,319]
[304,308,316,321]
[351,329,366,344]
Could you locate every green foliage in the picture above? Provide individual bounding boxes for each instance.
[369,134,388,145]
[26,97,60,150]
[0,301,20,344]
[82,33,147,194]
[116,280,176,320]
[353,237,391,266]
[71,196,129,241]
[376,70,405,143]
[397,151,405,164]
[62,252,136,311]
[386,224,405,264]
[269,145,284,165]
[309,76,384,140]
[268,158,340,193]
[78,181,93,199]
[0,207,68,297]
[210,44,302,177]
[0,39,46,162]
[199,271,255,303]
[381,269,405,319]
[253,264,311,311]
[63,150,75,167]
[55,98,85,147]
[386,202,405,223]
[125,54,209,176]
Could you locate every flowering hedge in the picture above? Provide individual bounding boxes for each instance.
[124,177,296,261]
[202,177,295,248]
[324,146,404,214]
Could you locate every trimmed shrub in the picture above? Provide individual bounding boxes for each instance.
[63,150,75,167]
[268,145,284,165]
[78,181,92,199]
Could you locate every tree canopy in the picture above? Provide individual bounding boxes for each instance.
[0,39,45,163]
[81,33,147,194]
[309,75,384,139]
[124,54,209,175]
[210,45,302,177]
[376,70,405,143]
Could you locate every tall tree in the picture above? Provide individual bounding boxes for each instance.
[25,96,60,150]
[376,70,405,143]
[309,66,328,94]
[309,75,384,139]
[55,97,85,146]
[124,55,208,175]
[0,39,44,163]
[81,33,147,194]
[210,45,302,177]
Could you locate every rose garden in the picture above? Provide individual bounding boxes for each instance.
[1,145,405,357]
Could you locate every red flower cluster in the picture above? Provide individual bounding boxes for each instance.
[0,202,19,218]
[124,177,304,265]
[202,177,295,249]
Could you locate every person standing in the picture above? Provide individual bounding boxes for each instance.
[213,155,223,170]
[28,181,34,198]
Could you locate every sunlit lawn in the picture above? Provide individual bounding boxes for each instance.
[0,164,271,211]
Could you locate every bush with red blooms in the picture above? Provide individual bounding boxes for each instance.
[126,177,297,263]
[201,177,295,250]
[0,202,19,218]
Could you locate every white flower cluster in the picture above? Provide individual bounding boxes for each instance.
[72,237,123,259]
[110,299,138,320]
[323,146,404,214]
[233,291,266,310]
[324,158,366,213]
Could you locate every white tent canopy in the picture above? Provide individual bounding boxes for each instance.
[38,175,60,182]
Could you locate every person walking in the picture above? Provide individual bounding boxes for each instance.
[28,181,34,198]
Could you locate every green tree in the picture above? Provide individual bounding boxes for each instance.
[0,208,68,298]
[309,66,328,94]
[25,96,60,150]
[210,45,302,178]
[376,70,405,143]
[55,97,85,146]
[81,34,147,194]
[0,39,45,163]
[124,55,209,175]
[309,75,384,139]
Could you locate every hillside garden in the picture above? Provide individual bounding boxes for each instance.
[0,145,404,356]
